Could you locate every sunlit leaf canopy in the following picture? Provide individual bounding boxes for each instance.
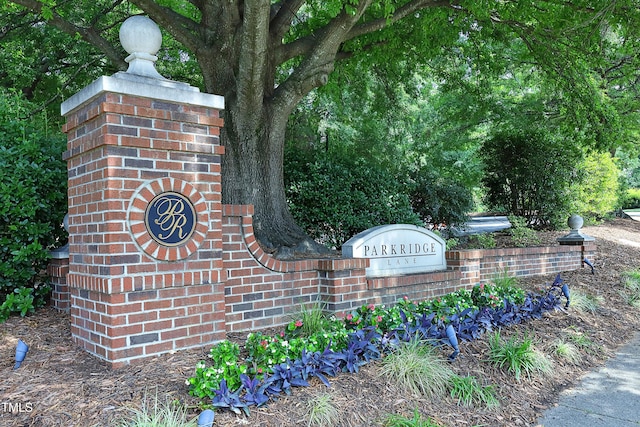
[3,0,640,250]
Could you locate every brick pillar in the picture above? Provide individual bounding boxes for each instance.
[61,74,226,367]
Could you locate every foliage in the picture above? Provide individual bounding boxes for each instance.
[471,283,505,310]
[621,189,640,209]
[0,287,47,321]
[488,331,553,381]
[621,269,640,309]
[188,278,567,413]
[305,393,339,427]
[285,148,421,249]
[379,338,454,398]
[564,327,598,354]
[407,170,474,228]
[0,89,67,322]
[482,129,583,228]
[8,0,640,252]
[115,389,196,427]
[384,409,442,427]
[549,339,583,366]
[569,290,603,314]
[286,301,331,338]
[187,341,247,399]
[466,233,497,249]
[508,216,541,247]
[572,151,622,221]
[449,375,499,409]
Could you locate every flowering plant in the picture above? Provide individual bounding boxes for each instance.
[188,340,247,399]
[471,283,503,309]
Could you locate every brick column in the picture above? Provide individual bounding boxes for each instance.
[61,74,226,367]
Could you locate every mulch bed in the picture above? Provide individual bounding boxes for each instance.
[1,218,640,427]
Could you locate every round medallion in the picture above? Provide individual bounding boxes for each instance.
[145,192,197,247]
[128,178,209,261]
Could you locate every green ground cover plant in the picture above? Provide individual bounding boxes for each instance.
[549,339,583,365]
[620,269,640,308]
[569,289,603,314]
[508,216,541,247]
[487,331,553,381]
[384,410,442,427]
[116,390,196,427]
[379,337,454,398]
[188,273,568,414]
[449,375,499,409]
[305,393,339,427]
[564,327,600,355]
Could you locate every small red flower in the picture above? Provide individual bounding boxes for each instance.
[260,340,268,349]
[280,331,285,338]
[368,304,375,311]
[403,295,409,301]
[257,367,263,374]
[295,320,303,327]
[376,315,383,323]
[346,314,353,321]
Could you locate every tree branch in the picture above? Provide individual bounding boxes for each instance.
[269,0,305,41]
[11,0,127,70]
[347,0,455,40]
[129,0,201,53]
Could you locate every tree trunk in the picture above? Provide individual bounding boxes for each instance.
[220,93,331,257]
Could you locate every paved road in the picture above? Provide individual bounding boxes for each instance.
[624,210,640,222]
[535,332,640,427]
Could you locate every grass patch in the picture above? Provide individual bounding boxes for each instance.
[570,289,603,314]
[550,339,583,365]
[115,390,195,427]
[306,393,339,427]
[384,410,442,427]
[488,331,553,381]
[289,300,330,337]
[380,338,454,397]
[449,375,500,409]
[564,327,600,355]
[620,269,640,309]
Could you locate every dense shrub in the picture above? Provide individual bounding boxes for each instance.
[0,91,67,321]
[481,129,582,228]
[408,169,473,228]
[572,151,621,221]
[621,188,640,209]
[285,149,421,249]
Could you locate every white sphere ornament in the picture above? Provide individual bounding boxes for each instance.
[567,214,583,231]
[119,16,162,56]
[119,16,166,79]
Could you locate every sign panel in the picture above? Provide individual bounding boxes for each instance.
[145,191,197,247]
[342,224,447,277]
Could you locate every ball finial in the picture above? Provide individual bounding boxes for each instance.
[119,16,165,79]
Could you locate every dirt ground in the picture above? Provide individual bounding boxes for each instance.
[1,218,640,427]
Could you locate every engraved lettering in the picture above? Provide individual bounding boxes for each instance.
[152,196,188,241]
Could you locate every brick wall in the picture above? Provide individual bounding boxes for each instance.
[48,257,70,312]
[221,205,594,331]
